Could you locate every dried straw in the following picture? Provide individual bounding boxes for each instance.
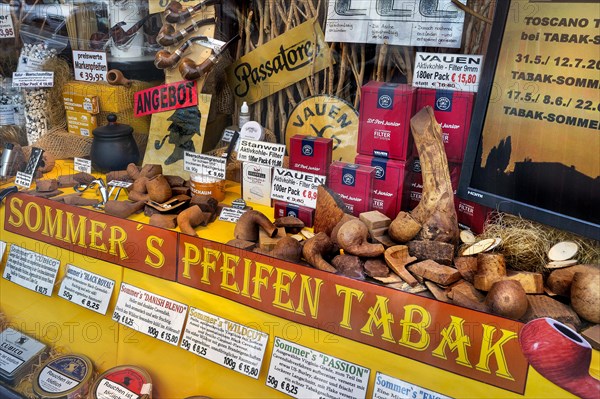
[481,212,600,272]
[44,57,72,130]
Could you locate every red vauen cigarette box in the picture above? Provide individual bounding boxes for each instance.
[328,161,375,216]
[273,200,314,227]
[414,88,475,163]
[355,154,407,219]
[358,82,417,160]
[289,135,333,176]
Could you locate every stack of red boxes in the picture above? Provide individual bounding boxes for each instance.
[328,161,375,217]
[403,88,491,233]
[355,82,417,219]
[274,135,332,227]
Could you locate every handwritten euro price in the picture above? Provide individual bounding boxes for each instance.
[451,73,477,85]
[238,361,259,377]
[281,381,299,395]
[121,315,135,327]
[79,71,104,82]
[161,330,179,344]
[35,285,48,295]
[0,27,14,38]
[192,343,207,356]
[302,190,317,200]
[82,298,100,311]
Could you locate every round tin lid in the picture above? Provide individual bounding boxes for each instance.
[92,114,133,139]
[33,353,94,399]
[89,365,152,399]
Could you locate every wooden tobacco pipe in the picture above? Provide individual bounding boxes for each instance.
[520,318,600,399]
[106,69,131,87]
[178,34,239,80]
[154,38,196,69]
[157,17,216,46]
[163,0,220,24]
[90,14,153,49]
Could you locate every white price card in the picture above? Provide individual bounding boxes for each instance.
[58,265,115,315]
[270,168,326,209]
[184,151,227,180]
[112,283,188,346]
[74,157,92,174]
[218,207,246,223]
[14,171,33,188]
[0,4,15,38]
[72,51,108,83]
[236,139,286,167]
[413,52,483,92]
[180,307,268,379]
[3,245,60,296]
[266,337,370,399]
[12,71,54,88]
[372,372,453,399]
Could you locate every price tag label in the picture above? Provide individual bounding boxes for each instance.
[12,72,54,88]
[270,168,326,209]
[74,158,92,174]
[3,245,60,296]
[221,128,236,143]
[372,372,452,399]
[112,283,188,346]
[266,337,370,398]
[412,52,483,92]
[14,171,33,188]
[107,180,133,189]
[58,265,115,315]
[72,51,107,83]
[236,139,286,167]
[184,151,226,180]
[218,207,246,223]
[0,5,15,38]
[180,307,268,379]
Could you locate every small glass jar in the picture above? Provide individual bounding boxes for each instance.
[189,174,226,202]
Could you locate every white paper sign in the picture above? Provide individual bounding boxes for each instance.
[236,139,286,167]
[325,0,466,48]
[72,51,108,83]
[266,337,370,399]
[372,372,452,399]
[181,307,269,379]
[112,283,188,346]
[12,72,54,88]
[0,5,15,38]
[3,245,60,296]
[14,171,33,188]
[218,207,246,223]
[74,157,92,174]
[413,52,483,92]
[58,265,115,315]
[270,168,326,209]
[0,241,6,258]
[184,151,227,180]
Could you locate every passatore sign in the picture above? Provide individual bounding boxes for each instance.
[177,235,529,394]
[3,193,178,280]
[134,80,197,117]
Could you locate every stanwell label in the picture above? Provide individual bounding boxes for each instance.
[184,151,226,180]
[236,139,286,167]
[218,207,246,223]
[372,372,452,399]
[12,71,54,88]
[74,157,92,174]
[112,283,188,346]
[73,51,107,83]
[270,168,326,209]
[58,265,115,315]
[180,307,268,379]
[0,5,15,38]
[3,245,59,296]
[412,52,483,92]
[266,337,370,399]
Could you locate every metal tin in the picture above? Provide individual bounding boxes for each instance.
[89,365,152,399]
[0,328,47,386]
[32,354,94,399]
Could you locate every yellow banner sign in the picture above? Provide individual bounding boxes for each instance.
[227,18,331,105]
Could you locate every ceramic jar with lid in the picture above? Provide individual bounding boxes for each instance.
[91,114,140,172]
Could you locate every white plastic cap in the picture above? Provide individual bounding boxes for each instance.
[241,101,249,113]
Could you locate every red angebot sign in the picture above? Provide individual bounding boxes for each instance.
[3,192,179,280]
[134,80,198,117]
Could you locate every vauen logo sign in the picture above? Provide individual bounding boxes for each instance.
[227,18,331,104]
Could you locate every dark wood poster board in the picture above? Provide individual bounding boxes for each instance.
[458,0,600,240]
